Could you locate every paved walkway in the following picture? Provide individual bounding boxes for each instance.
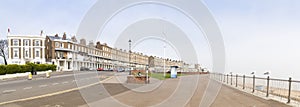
[2,74,291,107]
[88,74,290,107]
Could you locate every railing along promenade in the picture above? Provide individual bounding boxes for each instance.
[211,73,300,104]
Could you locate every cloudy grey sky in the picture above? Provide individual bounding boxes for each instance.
[1,0,300,79]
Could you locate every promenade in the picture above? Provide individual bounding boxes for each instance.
[2,73,291,107]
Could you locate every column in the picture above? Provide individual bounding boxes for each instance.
[20,38,23,60]
[42,41,45,63]
[57,60,60,71]
[8,39,11,60]
[30,39,34,59]
[64,60,67,71]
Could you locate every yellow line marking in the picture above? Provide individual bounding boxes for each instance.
[0,76,113,105]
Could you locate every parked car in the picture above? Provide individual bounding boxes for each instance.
[117,68,125,72]
[89,67,95,71]
[97,67,104,71]
[80,67,89,71]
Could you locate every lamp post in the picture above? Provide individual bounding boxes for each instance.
[163,43,166,77]
[128,39,132,75]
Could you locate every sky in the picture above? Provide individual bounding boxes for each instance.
[1,0,300,79]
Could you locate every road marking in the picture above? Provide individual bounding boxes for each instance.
[52,83,59,85]
[39,85,48,88]
[0,72,95,86]
[62,81,68,84]
[23,87,32,90]
[0,76,113,105]
[2,89,16,93]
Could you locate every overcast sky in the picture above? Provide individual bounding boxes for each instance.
[1,0,300,79]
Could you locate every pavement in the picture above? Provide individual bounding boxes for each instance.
[0,73,292,107]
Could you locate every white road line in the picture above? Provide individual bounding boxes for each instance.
[52,83,59,85]
[62,81,68,84]
[0,72,95,86]
[3,89,16,93]
[0,76,113,105]
[39,85,48,88]
[23,87,32,90]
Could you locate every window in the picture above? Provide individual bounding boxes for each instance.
[25,49,29,58]
[13,39,19,46]
[35,40,40,46]
[24,40,29,46]
[60,43,63,48]
[35,49,40,58]
[59,52,63,58]
[13,48,19,58]
[55,42,59,47]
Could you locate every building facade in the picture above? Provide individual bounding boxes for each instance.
[7,31,193,72]
[7,31,46,64]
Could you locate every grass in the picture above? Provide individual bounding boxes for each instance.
[150,73,185,80]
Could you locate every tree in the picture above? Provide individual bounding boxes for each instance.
[0,39,8,65]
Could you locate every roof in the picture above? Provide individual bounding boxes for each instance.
[47,35,71,41]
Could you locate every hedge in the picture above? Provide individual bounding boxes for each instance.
[0,63,57,75]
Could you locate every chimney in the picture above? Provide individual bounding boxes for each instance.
[7,28,10,35]
[62,32,67,40]
[88,41,94,47]
[80,39,86,45]
[40,30,43,36]
[96,41,101,49]
[55,34,58,37]
[71,36,77,42]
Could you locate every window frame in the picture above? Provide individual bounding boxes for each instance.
[13,48,19,59]
[35,40,40,46]
[24,39,29,46]
[13,39,19,46]
[25,49,29,58]
[35,49,40,58]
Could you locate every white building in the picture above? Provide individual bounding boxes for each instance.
[7,30,46,64]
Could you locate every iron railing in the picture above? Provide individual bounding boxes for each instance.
[211,73,300,104]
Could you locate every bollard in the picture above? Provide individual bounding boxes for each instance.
[46,72,50,78]
[28,73,32,80]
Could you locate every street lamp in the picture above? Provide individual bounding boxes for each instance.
[128,39,132,75]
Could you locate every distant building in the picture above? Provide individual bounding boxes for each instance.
[6,30,191,72]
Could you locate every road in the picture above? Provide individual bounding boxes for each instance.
[0,73,292,107]
[0,71,114,105]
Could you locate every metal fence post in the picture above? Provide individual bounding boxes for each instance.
[236,74,238,87]
[227,74,229,84]
[252,75,255,93]
[231,74,233,85]
[287,77,292,103]
[266,76,269,97]
[223,74,226,82]
[221,73,223,82]
[243,75,245,89]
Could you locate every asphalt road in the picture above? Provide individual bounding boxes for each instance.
[0,71,114,104]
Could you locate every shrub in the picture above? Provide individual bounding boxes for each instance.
[20,64,32,73]
[0,63,57,75]
[36,64,48,71]
[0,65,6,75]
[6,64,21,74]
[48,64,57,71]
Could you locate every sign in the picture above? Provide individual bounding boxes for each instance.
[170,66,178,78]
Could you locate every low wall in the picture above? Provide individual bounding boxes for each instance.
[127,75,150,84]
